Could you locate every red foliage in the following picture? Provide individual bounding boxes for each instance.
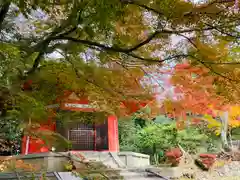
[198,153,216,169]
[175,63,191,70]
[165,148,182,158]
[165,148,182,166]
[167,63,225,118]
[22,80,33,91]
[192,118,201,124]
[199,154,216,159]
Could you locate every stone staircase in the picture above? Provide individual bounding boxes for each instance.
[71,151,169,179]
[71,151,126,169]
[57,169,168,180]
[2,151,171,179]
[119,168,169,180]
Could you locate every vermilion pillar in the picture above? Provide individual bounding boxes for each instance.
[21,121,56,154]
[108,115,119,152]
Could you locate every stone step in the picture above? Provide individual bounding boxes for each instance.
[71,168,169,180]
[119,170,167,180]
[100,168,169,180]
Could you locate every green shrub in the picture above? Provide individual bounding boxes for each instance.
[136,122,209,153]
[118,119,141,152]
[119,119,220,164]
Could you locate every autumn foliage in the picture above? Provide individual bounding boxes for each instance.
[165,148,182,167]
[170,63,225,115]
[195,154,217,170]
[162,61,240,130]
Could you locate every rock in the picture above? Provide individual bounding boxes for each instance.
[218,172,224,176]
[232,151,240,161]
[189,159,240,180]
[149,166,183,178]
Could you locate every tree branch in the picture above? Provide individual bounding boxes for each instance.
[175,38,240,81]
[57,51,126,98]
[120,0,163,15]
[187,54,239,82]
[128,53,190,63]
[0,2,10,32]
[127,31,160,52]
[56,36,132,53]
[55,27,215,51]
[173,31,240,68]
[175,33,198,49]
[204,23,240,39]
[121,0,235,18]
[201,61,239,82]
[50,27,214,62]
[206,0,235,5]
[26,51,45,75]
[167,28,240,80]
[26,22,226,74]
[201,61,240,65]
[26,26,78,75]
[25,0,85,75]
[55,33,194,64]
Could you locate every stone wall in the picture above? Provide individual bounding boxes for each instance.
[1,152,69,172]
[118,152,150,168]
[1,151,151,172]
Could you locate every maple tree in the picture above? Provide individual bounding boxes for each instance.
[167,64,225,116]
[164,38,240,116]
[169,61,240,112]
[165,46,240,148]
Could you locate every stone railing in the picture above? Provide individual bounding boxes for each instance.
[1,151,151,172]
[118,152,150,168]
[232,140,240,151]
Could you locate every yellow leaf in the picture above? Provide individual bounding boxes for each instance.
[215,129,221,136]
[203,114,221,128]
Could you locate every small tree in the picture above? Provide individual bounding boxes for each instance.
[118,118,140,152]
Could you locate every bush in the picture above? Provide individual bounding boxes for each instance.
[118,119,220,164]
[118,119,140,152]
[137,122,208,153]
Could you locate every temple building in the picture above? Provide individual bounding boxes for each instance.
[21,91,151,154]
[20,60,156,154]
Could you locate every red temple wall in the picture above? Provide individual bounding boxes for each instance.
[21,92,149,154]
[22,115,119,154]
[108,115,119,152]
[21,119,56,154]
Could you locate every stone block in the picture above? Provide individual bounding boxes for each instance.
[118,152,150,168]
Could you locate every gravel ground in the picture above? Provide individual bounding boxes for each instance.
[194,161,240,180]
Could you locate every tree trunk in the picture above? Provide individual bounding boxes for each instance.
[220,111,230,151]
[0,2,10,32]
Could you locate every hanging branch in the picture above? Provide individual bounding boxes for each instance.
[0,2,10,32]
